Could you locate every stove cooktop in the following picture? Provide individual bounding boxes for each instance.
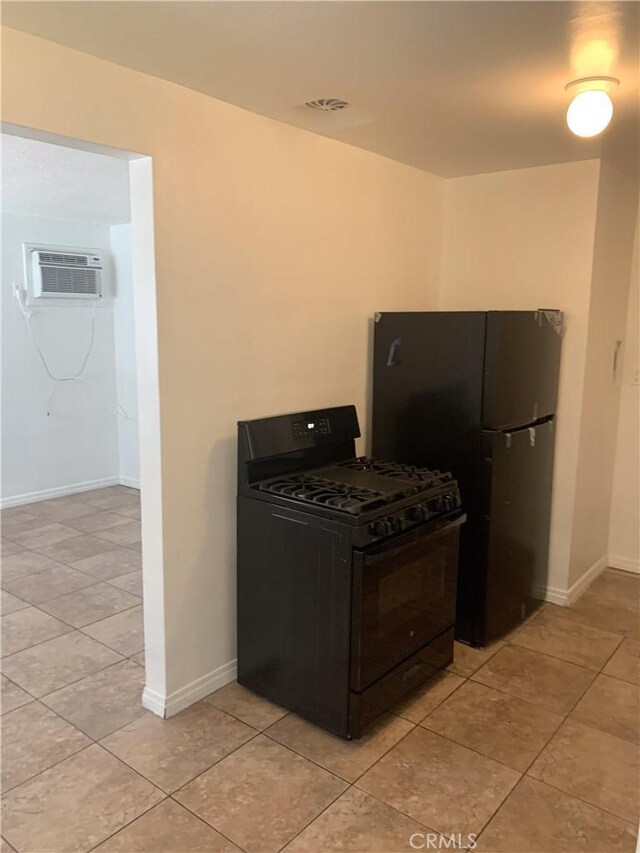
[257,457,453,516]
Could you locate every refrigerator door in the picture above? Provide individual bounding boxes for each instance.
[372,312,486,479]
[476,420,555,644]
[525,418,556,597]
[483,311,562,429]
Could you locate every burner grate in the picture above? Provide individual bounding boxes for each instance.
[260,474,386,515]
[257,457,450,516]
[338,457,451,486]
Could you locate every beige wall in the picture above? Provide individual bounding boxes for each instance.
[569,163,639,585]
[440,161,602,594]
[609,219,640,571]
[1,28,444,703]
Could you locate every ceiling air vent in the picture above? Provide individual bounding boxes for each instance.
[304,98,350,112]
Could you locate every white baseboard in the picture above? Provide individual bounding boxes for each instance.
[608,554,640,574]
[533,554,609,607]
[532,582,567,606]
[142,659,237,719]
[119,476,141,490]
[1,475,141,509]
[0,476,121,509]
[140,685,166,717]
[566,555,609,605]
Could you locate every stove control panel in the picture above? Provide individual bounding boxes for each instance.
[292,417,331,439]
[365,490,462,544]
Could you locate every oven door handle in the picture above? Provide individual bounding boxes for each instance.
[363,512,466,563]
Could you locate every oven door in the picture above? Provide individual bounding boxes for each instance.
[351,514,463,691]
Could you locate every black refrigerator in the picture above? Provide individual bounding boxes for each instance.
[372,310,563,647]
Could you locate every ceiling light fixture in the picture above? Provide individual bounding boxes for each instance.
[565,76,619,138]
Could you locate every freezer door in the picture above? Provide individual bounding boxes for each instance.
[480,420,555,643]
[483,311,562,429]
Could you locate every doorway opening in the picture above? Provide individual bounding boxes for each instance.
[1,125,165,721]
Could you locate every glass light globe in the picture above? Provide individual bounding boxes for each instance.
[566,90,614,138]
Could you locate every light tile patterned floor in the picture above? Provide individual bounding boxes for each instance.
[1,486,639,852]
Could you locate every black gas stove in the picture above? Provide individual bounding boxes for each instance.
[237,405,465,738]
[240,409,461,547]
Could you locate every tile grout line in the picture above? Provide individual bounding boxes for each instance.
[41,598,142,633]
[397,669,469,726]
[2,534,142,612]
[61,726,267,852]
[349,718,502,851]
[4,657,150,799]
[10,522,140,563]
[201,697,290,732]
[100,717,265,801]
[260,715,417,787]
[273,783,354,852]
[473,587,638,845]
[2,594,142,642]
[473,773,533,848]
[274,764,450,853]
[1,707,93,797]
[508,631,625,671]
[1,613,129,662]
[2,564,103,603]
[2,647,127,701]
[456,758,523,844]
[64,548,142,582]
[543,599,639,634]
[170,790,255,853]
[84,794,172,853]
[523,746,640,827]
[3,745,166,853]
[77,618,144,659]
[417,690,564,776]
[158,717,418,852]
[597,634,628,674]
[176,719,261,778]
[476,635,620,678]
[1,671,41,709]
[37,656,145,710]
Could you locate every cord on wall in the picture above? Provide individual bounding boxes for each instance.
[13,282,98,417]
[115,401,132,419]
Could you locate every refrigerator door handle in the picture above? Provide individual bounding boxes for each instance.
[613,340,623,381]
[386,337,402,367]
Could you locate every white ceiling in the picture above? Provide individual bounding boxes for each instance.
[3,1,639,177]
[1,134,130,224]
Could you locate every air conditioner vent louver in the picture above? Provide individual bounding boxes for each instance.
[40,266,100,296]
[31,249,103,300]
[38,253,90,267]
[304,98,350,111]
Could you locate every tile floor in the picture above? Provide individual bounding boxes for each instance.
[1,487,639,852]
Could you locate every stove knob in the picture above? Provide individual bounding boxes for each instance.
[369,520,388,538]
[442,494,454,511]
[405,505,425,523]
[388,516,401,533]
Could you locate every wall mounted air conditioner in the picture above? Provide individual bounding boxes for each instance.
[31,250,104,300]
